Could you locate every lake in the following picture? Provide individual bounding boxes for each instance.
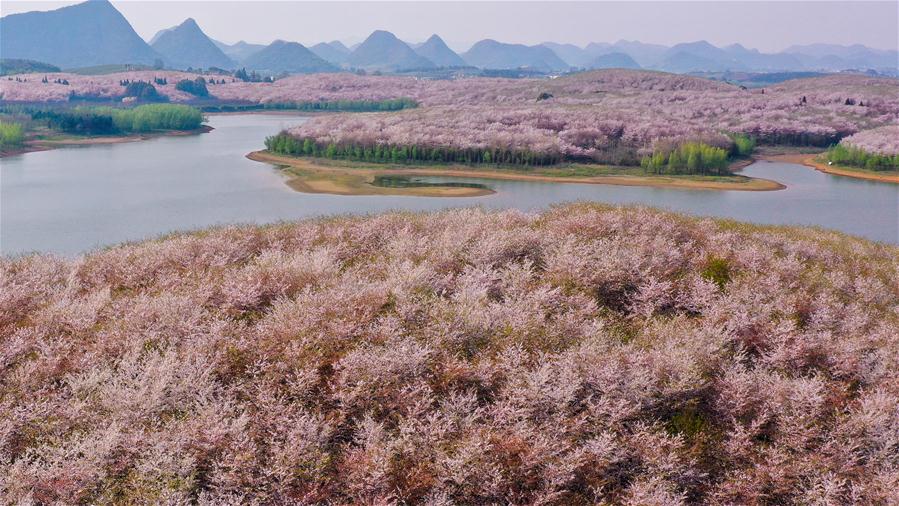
[2,113,897,255]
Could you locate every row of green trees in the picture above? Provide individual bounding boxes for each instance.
[641,142,730,175]
[291,98,418,112]
[0,122,25,150]
[826,144,899,171]
[204,98,418,113]
[265,133,564,166]
[31,104,203,135]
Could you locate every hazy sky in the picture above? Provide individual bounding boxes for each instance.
[3,1,898,52]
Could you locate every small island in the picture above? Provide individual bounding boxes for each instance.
[250,138,785,197]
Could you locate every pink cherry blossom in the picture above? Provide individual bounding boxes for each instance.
[2,204,898,503]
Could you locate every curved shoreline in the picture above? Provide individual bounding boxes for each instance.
[0,125,214,158]
[761,153,899,184]
[248,150,786,196]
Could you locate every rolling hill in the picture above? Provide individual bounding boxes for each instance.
[588,52,641,69]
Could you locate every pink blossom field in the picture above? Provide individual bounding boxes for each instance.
[3,204,898,504]
[3,70,898,160]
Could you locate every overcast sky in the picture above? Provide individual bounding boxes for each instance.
[3,1,897,52]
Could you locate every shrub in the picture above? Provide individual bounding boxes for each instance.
[700,256,732,289]
[175,77,209,97]
[731,133,756,157]
[0,121,25,149]
[122,81,166,102]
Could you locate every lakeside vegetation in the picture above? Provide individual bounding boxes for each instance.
[640,142,730,175]
[825,143,899,172]
[28,104,203,135]
[265,132,563,166]
[0,104,204,155]
[0,121,25,150]
[266,132,756,176]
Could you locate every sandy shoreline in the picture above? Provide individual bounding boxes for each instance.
[0,125,213,158]
[248,150,786,196]
[761,153,899,184]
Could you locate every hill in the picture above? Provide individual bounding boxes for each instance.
[463,39,569,71]
[588,52,641,69]
[150,18,235,70]
[0,0,161,69]
[0,58,60,76]
[243,40,338,74]
[414,34,466,67]
[541,42,593,67]
[3,204,897,503]
[346,30,436,72]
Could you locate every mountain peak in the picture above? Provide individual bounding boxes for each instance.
[415,34,465,67]
[348,30,435,71]
[0,0,161,69]
[369,30,397,40]
[151,16,234,69]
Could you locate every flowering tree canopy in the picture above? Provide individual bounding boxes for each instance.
[3,70,897,159]
[2,204,898,504]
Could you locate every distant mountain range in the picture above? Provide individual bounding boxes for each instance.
[543,39,897,74]
[0,0,895,76]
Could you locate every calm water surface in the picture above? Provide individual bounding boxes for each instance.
[2,113,897,255]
